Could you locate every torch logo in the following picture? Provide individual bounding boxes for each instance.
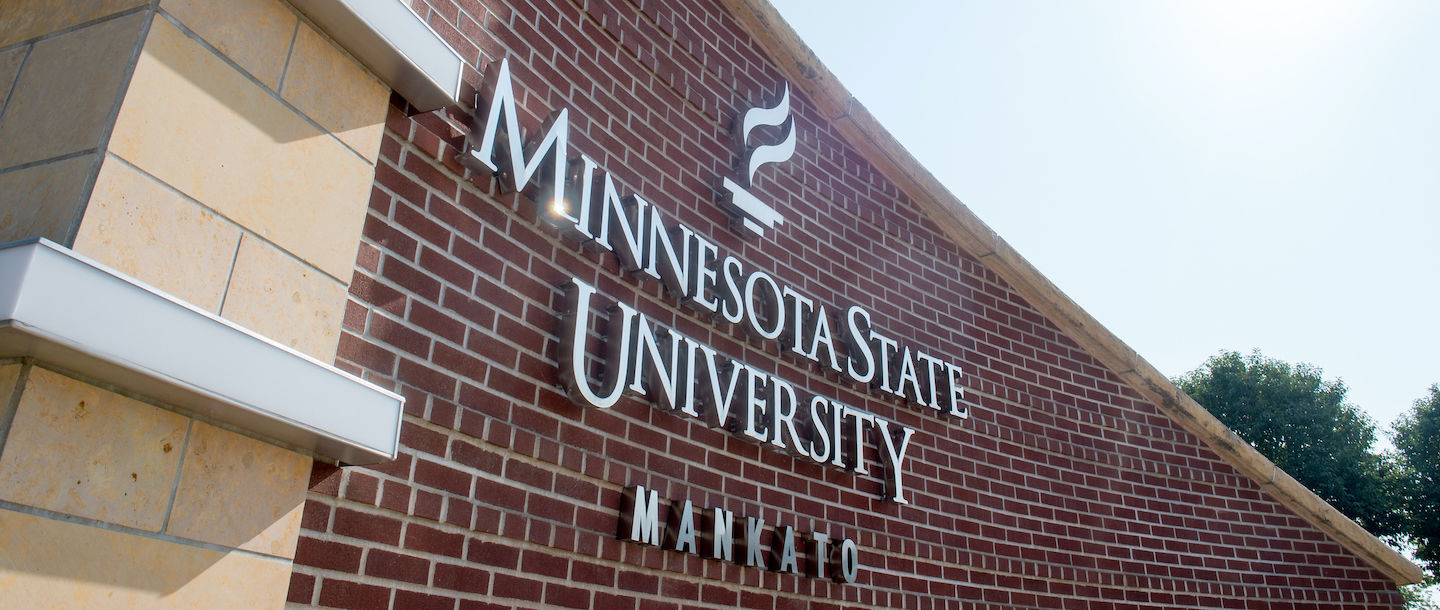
[720,84,796,239]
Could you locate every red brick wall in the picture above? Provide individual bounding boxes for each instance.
[287,0,1405,608]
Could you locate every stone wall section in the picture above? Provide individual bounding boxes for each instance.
[0,1,391,606]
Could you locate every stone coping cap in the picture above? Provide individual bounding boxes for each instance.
[0,239,404,465]
[291,0,464,112]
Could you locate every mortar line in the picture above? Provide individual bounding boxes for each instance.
[61,4,158,246]
[0,497,291,561]
[159,418,197,533]
[0,361,33,464]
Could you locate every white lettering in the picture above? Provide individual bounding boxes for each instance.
[624,485,662,545]
[467,58,569,217]
[671,499,698,554]
[844,306,875,384]
[873,418,917,504]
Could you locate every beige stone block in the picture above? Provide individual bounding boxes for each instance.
[0,12,146,168]
[0,509,292,609]
[281,23,388,161]
[166,422,310,558]
[0,154,94,243]
[162,0,297,90]
[0,0,146,48]
[109,17,375,280]
[73,157,241,313]
[0,367,188,531]
[221,235,348,361]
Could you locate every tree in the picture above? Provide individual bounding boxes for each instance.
[1402,582,1440,610]
[1395,385,1440,572]
[1175,350,1403,538]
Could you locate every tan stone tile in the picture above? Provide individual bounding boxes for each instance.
[109,17,375,280]
[0,12,146,168]
[166,422,310,558]
[161,0,297,90]
[0,154,94,243]
[0,367,188,531]
[0,0,146,48]
[281,23,388,162]
[221,235,348,361]
[73,157,241,313]
[0,509,292,609]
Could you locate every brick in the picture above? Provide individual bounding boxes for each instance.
[294,537,363,573]
[451,439,504,474]
[398,357,459,397]
[468,540,520,569]
[381,255,443,302]
[300,499,331,532]
[337,331,398,374]
[287,572,314,604]
[364,548,430,585]
[401,421,450,457]
[414,458,473,496]
[445,496,475,528]
[402,152,460,202]
[393,589,456,610]
[618,570,660,595]
[419,245,477,291]
[374,158,429,209]
[571,560,615,586]
[432,341,489,383]
[349,272,408,318]
[369,314,432,360]
[318,578,391,610]
[492,573,543,602]
[309,462,343,495]
[410,298,469,344]
[343,472,379,505]
[381,480,412,513]
[405,522,466,558]
[333,507,402,546]
[521,548,569,579]
[459,601,511,610]
[505,459,554,491]
[545,582,592,609]
[415,489,446,521]
[434,561,490,594]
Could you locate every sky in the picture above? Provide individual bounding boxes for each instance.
[767,0,1440,447]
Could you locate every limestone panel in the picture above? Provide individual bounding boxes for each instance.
[0,367,188,531]
[0,0,146,48]
[0,509,292,609]
[161,0,297,90]
[73,157,241,313]
[0,12,147,168]
[0,154,94,243]
[166,422,310,559]
[221,235,348,361]
[281,23,388,162]
[108,17,376,280]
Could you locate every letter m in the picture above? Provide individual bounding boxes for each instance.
[465,58,569,208]
[621,485,662,546]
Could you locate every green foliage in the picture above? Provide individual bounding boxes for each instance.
[1401,580,1440,610]
[1176,350,1403,538]
[1395,385,1440,574]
